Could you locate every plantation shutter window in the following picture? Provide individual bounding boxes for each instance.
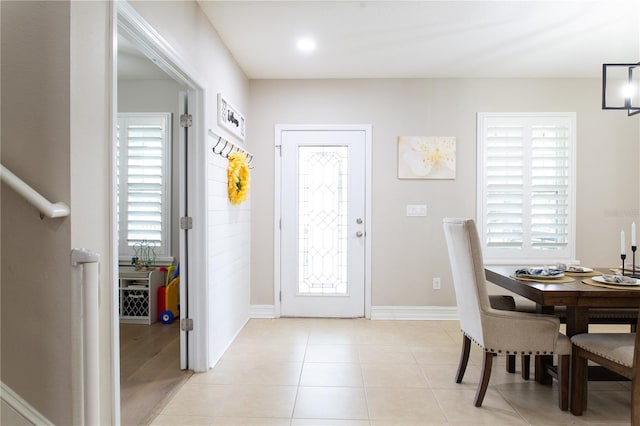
[477,113,576,264]
[117,113,172,261]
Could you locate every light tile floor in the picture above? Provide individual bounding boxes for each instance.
[151,319,632,425]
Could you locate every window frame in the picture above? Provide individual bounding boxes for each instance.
[117,112,172,264]
[476,112,577,265]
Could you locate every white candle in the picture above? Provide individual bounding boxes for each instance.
[633,222,636,246]
[622,230,626,255]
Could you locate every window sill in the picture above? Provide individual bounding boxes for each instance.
[118,256,175,267]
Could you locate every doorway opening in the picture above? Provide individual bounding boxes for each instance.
[112,2,207,423]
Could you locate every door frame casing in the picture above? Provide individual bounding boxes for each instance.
[111,2,210,420]
[274,124,372,319]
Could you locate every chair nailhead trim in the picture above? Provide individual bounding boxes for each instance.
[462,332,555,355]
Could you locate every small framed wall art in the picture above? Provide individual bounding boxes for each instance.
[217,93,245,141]
[398,136,456,179]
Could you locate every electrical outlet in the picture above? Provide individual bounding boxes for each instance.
[432,277,441,290]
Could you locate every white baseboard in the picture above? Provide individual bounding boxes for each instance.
[208,317,250,370]
[1,382,53,426]
[249,305,277,318]
[249,305,458,321]
[370,306,459,320]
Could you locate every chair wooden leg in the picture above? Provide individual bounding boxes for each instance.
[506,354,516,373]
[474,351,494,407]
[535,354,554,384]
[570,347,588,416]
[456,335,471,383]
[557,354,569,411]
[521,355,530,380]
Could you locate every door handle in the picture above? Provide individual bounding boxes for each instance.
[356,231,364,238]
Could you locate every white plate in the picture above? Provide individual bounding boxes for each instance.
[516,273,565,280]
[565,266,593,273]
[592,276,640,286]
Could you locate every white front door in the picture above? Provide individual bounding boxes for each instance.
[279,128,367,317]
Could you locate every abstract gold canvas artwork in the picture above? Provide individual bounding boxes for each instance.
[397,136,456,179]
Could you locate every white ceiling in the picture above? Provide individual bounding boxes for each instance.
[197,0,640,79]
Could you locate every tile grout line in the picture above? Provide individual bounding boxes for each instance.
[359,344,372,423]
[289,331,310,423]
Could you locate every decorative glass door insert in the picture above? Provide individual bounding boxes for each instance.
[298,146,348,295]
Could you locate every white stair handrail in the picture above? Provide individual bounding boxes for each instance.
[72,248,100,426]
[1,164,70,218]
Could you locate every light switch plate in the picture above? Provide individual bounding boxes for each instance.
[406,204,427,217]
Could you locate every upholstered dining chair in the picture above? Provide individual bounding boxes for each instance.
[487,295,529,377]
[570,312,640,423]
[442,218,571,409]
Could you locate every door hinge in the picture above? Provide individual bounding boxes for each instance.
[181,318,194,332]
[279,291,282,302]
[180,216,193,230]
[180,114,193,128]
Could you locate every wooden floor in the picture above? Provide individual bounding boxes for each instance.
[120,321,192,425]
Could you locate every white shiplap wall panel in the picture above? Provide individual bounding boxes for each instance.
[206,140,251,367]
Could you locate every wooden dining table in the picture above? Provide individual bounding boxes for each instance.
[485,266,640,334]
[484,266,640,414]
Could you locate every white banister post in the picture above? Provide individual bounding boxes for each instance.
[72,248,100,426]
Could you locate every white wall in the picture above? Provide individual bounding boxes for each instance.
[248,78,640,309]
[206,147,251,363]
[128,0,251,368]
[2,1,250,424]
[1,1,112,423]
[70,2,112,422]
[1,2,75,424]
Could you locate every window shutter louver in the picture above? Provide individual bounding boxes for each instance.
[478,113,576,264]
[127,125,164,246]
[117,114,172,261]
[530,124,570,251]
[485,123,525,250]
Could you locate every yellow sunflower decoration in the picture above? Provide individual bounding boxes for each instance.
[227,152,250,204]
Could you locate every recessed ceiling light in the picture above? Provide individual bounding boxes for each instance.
[296,38,316,53]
